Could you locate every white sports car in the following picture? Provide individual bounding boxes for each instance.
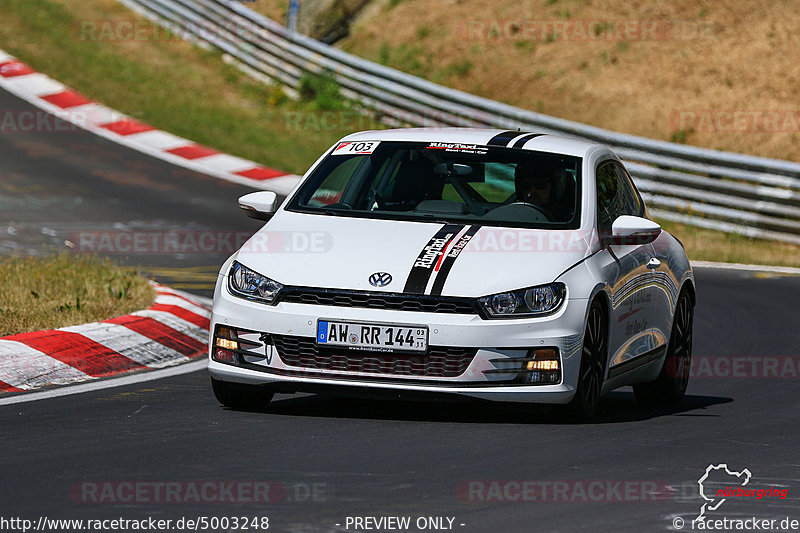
[209,128,695,419]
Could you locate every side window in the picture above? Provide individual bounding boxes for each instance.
[596,162,619,234]
[612,163,644,217]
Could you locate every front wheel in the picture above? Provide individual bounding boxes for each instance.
[633,290,694,404]
[564,299,607,420]
[211,377,274,411]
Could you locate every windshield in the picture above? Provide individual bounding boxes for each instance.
[287,140,582,229]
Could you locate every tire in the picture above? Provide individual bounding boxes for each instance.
[564,299,607,420]
[633,291,694,405]
[211,377,274,410]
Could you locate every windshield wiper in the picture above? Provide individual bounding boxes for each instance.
[416,213,454,225]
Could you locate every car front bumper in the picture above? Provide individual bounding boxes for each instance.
[208,274,589,404]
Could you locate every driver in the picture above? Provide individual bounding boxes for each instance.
[513,159,566,221]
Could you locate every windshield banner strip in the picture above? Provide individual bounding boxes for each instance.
[403,224,465,294]
[429,225,481,296]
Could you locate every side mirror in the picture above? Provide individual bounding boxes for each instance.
[609,215,661,245]
[239,191,278,221]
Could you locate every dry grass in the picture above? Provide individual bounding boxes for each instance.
[254,0,800,162]
[0,253,154,336]
[658,219,800,268]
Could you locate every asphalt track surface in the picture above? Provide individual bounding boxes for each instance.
[2,86,800,532]
[0,88,265,294]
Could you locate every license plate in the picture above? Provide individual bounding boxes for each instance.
[316,320,428,353]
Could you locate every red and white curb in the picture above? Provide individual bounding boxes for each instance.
[0,284,210,394]
[0,49,302,195]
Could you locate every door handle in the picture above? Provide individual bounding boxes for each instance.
[647,257,661,269]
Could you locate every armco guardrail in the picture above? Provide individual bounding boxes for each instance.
[117,0,800,245]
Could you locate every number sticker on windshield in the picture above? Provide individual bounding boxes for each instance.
[332,141,381,155]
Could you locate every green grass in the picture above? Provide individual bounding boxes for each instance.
[514,40,536,52]
[442,59,474,78]
[298,72,351,111]
[0,253,154,336]
[670,128,693,144]
[0,0,359,175]
[416,26,432,40]
[378,42,435,79]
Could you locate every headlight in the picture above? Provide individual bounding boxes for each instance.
[478,283,566,318]
[228,261,283,304]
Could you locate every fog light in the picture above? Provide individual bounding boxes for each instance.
[214,348,235,363]
[526,348,560,384]
[213,326,239,363]
[527,360,559,371]
[215,337,238,350]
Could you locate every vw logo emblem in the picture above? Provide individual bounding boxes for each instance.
[369,272,392,287]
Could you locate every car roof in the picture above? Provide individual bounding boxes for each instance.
[338,128,604,158]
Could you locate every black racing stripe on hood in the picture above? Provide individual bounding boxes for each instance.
[429,225,481,296]
[487,130,526,146]
[403,224,465,294]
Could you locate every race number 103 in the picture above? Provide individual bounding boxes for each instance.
[332,141,381,155]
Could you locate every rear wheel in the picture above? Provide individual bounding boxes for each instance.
[211,377,274,410]
[565,299,607,420]
[633,291,694,404]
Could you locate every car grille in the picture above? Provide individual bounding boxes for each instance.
[272,335,477,378]
[279,287,477,315]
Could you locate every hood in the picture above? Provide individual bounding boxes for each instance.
[235,210,594,298]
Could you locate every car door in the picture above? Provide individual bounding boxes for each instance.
[593,161,662,380]
[614,162,677,354]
